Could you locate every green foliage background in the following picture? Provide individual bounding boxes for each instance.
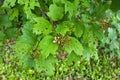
[0,0,120,80]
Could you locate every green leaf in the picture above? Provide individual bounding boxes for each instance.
[18,0,29,5]
[14,22,37,53]
[110,40,119,49]
[66,52,80,66]
[20,23,36,46]
[53,0,66,4]
[5,28,18,39]
[29,0,39,9]
[0,15,12,28]
[81,14,90,23]
[73,22,84,38]
[64,1,78,19]
[47,4,64,21]
[117,50,120,58]
[18,0,39,9]
[56,22,70,36]
[2,0,16,8]
[20,53,35,68]
[116,10,120,21]
[65,1,75,18]
[0,57,2,64]
[33,17,52,35]
[24,6,37,19]
[108,28,117,40]
[35,55,57,76]
[83,45,98,61]
[18,0,39,19]
[92,23,104,40]
[111,0,120,12]
[0,41,3,46]
[83,26,93,43]
[39,35,58,59]
[81,0,90,8]
[64,37,83,56]
[0,31,5,41]
[8,8,19,20]
[94,2,110,18]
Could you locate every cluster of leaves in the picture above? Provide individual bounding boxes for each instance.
[0,0,120,79]
[100,10,120,58]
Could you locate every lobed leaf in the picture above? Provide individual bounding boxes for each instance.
[39,35,58,59]
[64,37,83,56]
[47,4,64,21]
[33,17,52,35]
